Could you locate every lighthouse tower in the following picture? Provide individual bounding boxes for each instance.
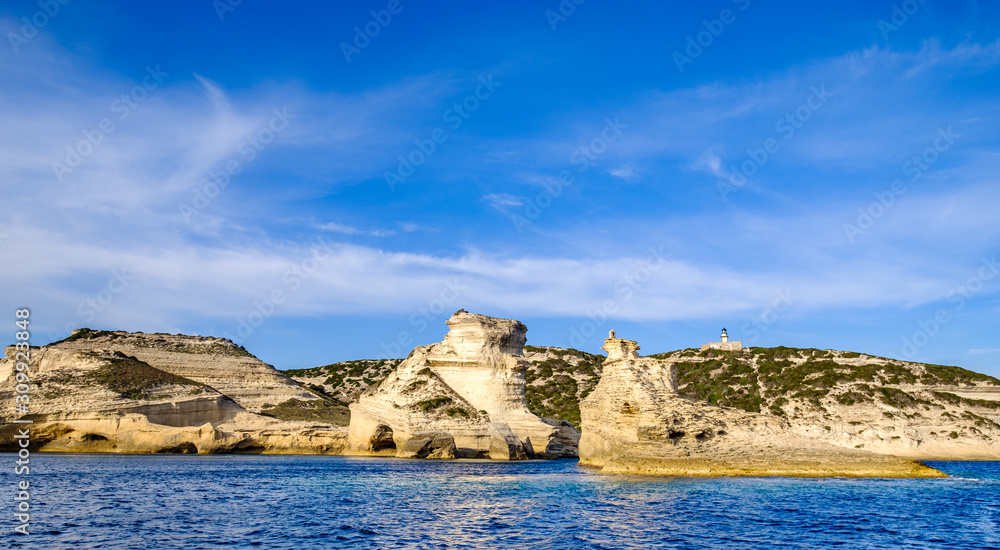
[701,327,743,351]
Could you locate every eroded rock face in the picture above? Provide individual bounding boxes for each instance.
[579,333,945,478]
[0,332,346,455]
[4,330,317,412]
[347,310,579,459]
[397,432,456,459]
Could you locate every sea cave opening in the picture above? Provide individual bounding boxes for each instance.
[371,425,396,452]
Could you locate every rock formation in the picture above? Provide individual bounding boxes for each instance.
[347,310,580,459]
[8,321,995,471]
[579,332,945,477]
[0,330,346,454]
[293,339,1000,463]
[662,346,1000,460]
[5,329,318,412]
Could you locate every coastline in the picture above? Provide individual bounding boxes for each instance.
[9,449,949,479]
[580,452,948,478]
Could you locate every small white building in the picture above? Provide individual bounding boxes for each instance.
[701,328,743,351]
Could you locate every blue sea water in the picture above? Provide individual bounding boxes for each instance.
[1,455,998,549]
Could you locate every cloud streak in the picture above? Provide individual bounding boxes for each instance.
[1,16,998,377]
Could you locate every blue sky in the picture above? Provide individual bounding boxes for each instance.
[2,0,999,374]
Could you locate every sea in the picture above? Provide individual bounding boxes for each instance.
[1,455,998,549]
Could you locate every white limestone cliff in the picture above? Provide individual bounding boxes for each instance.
[579,333,945,477]
[5,330,317,412]
[347,310,579,459]
[0,331,346,454]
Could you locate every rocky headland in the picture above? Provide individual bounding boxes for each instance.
[295,339,1000,463]
[0,330,347,454]
[578,333,946,477]
[3,313,999,476]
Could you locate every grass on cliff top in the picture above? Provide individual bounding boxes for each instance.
[934,391,1000,410]
[651,346,999,415]
[285,358,402,377]
[85,352,203,400]
[51,328,120,344]
[50,328,254,357]
[285,344,999,426]
[285,359,401,390]
[259,398,351,426]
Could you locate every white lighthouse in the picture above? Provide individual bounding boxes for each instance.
[701,327,743,351]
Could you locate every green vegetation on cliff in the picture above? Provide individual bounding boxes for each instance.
[53,328,120,344]
[522,346,604,425]
[285,359,401,402]
[286,346,1000,427]
[51,328,254,357]
[85,352,203,400]
[259,398,351,426]
[650,347,1000,416]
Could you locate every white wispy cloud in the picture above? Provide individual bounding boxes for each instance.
[396,222,434,233]
[609,164,635,180]
[314,222,396,237]
[483,193,524,208]
[4,205,991,339]
[2,28,998,348]
[690,150,731,179]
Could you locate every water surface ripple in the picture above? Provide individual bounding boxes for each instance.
[2,455,998,549]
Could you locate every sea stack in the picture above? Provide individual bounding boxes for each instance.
[579,331,944,477]
[346,310,580,459]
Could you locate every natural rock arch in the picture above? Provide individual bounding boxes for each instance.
[371,425,396,452]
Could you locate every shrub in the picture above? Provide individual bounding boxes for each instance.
[415,397,452,411]
[260,398,350,426]
[85,353,201,400]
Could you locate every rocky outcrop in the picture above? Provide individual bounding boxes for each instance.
[286,359,403,404]
[296,343,1000,458]
[661,347,1000,460]
[397,432,456,459]
[579,333,945,477]
[347,310,580,459]
[0,331,346,455]
[0,411,347,455]
[6,329,318,412]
